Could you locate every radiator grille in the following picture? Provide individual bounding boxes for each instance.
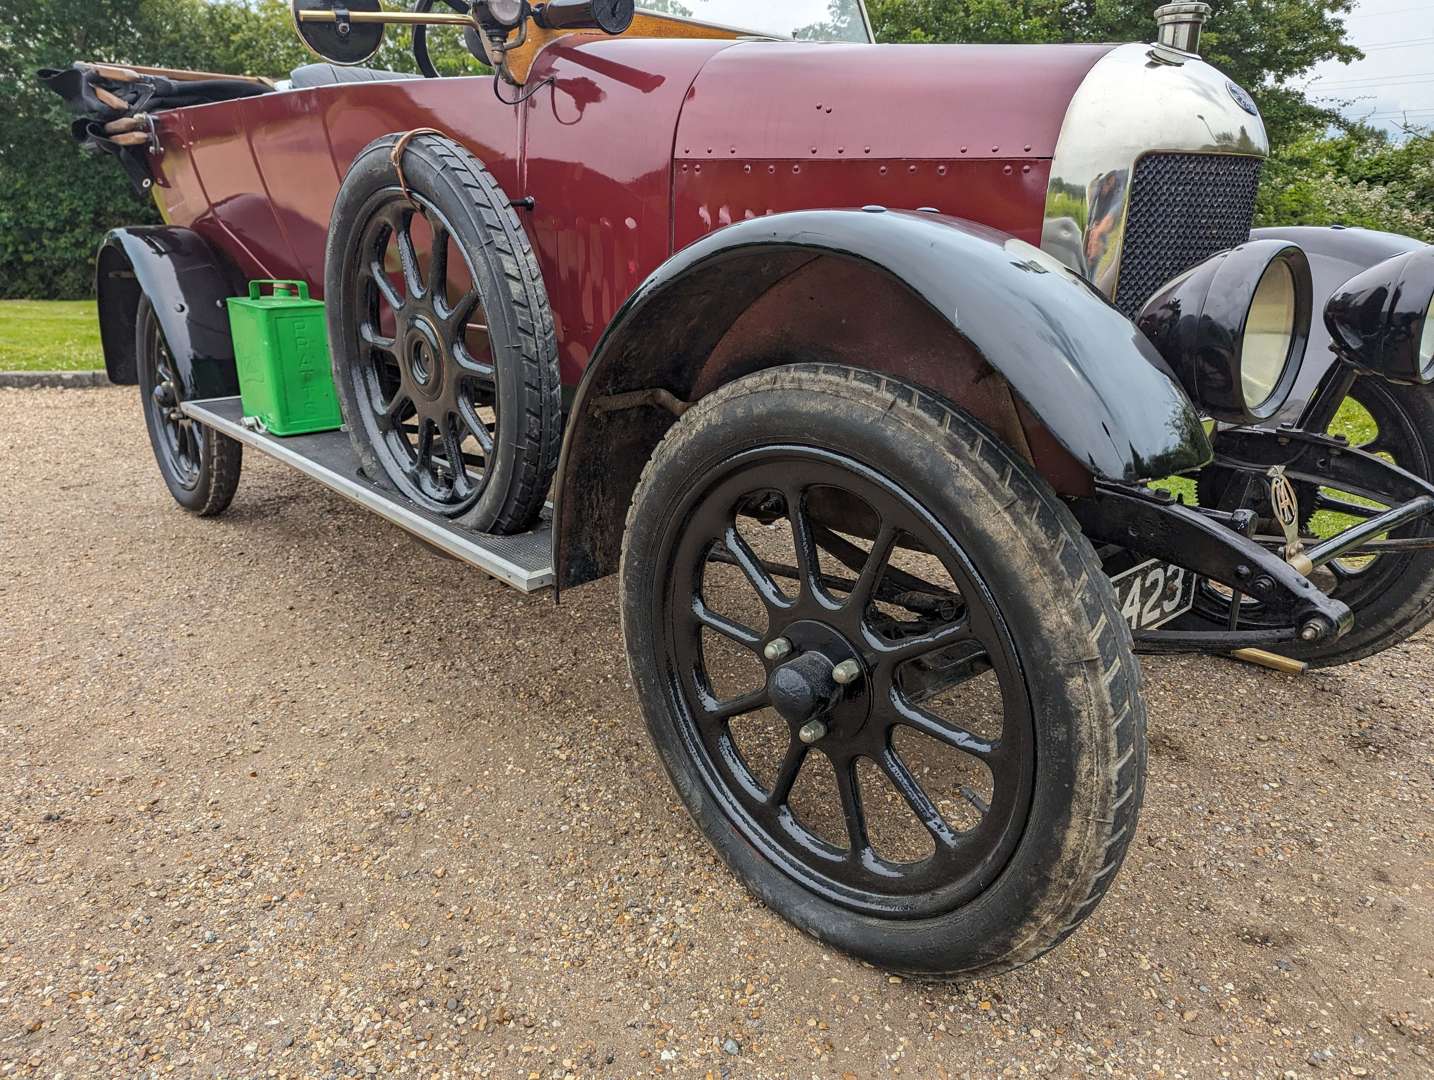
[1113,152,1263,318]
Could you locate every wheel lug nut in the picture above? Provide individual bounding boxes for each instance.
[832,659,862,686]
[763,637,793,662]
[798,719,828,745]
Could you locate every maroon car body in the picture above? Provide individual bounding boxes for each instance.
[149,38,1107,386]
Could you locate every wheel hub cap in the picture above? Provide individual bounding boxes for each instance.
[765,620,869,742]
[405,315,444,397]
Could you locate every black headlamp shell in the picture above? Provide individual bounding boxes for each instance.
[1136,239,1312,425]
[1325,246,1434,385]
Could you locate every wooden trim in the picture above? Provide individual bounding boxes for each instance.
[82,61,276,89]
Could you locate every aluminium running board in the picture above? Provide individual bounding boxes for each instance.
[181,396,554,592]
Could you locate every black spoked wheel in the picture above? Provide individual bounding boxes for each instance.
[663,449,1034,917]
[1197,376,1434,665]
[622,365,1146,977]
[136,296,242,516]
[327,133,560,535]
[349,195,496,517]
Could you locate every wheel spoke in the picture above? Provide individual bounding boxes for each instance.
[359,321,396,354]
[879,748,957,848]
[414,417,436,470]
[875,618,976,664]
[425,215,449,300]
[767,737,807,806]
[453,340,495,381]
[784,483,819,600]
[442,418,471,496]
[722,526,787,610]
[458,399,495,454]
[847,524,899,610]
[706,688,769,726]
[395,210,424,298]
[367,259,404,314]
[447,287,484,332]
[376,389,411,432]
[833,757,869,856]
[888,690,997,760]
[693,600,762,650]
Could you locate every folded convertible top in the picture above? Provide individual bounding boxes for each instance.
[39,62,274,196]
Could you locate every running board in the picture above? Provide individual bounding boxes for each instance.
[181,396,555,592]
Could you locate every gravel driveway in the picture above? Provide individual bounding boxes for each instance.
[1,386,1430,1079]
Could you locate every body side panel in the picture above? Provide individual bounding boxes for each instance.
[672,43,1111,249]
[520,38,737,383]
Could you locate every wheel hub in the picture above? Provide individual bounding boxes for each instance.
[404,314,444,399]
[764,620,870,743]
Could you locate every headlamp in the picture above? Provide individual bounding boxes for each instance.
[1137,240,1312,424]
[1325,247,1434,385]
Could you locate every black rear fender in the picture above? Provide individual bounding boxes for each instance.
[95,227,243,398]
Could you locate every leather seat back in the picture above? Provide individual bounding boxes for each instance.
[289,63,422,89]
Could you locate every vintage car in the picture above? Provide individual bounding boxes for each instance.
[43,0,1434,978]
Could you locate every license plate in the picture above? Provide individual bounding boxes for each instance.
[1111,559,1196,631]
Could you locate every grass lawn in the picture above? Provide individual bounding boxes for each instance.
[0,300,104,372]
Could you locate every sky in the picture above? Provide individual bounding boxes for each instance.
[1303,0,1434,135]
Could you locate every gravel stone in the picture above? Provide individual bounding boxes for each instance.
[0,386,1430,1077]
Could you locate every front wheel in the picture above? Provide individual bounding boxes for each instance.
[620,365,1146,978]
[1197,376,1434,666]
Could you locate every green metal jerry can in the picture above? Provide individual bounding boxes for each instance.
[226,280,342,437]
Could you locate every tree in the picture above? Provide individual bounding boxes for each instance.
[868,0,1361,146]
[1257,124,1434,240]
[0,0,486,298]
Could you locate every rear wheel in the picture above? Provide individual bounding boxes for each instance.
[136,296,242,516]
[620,365,1146,978]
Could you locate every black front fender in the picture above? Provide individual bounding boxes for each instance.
[553,209,1211,589]
[95,227,243,397]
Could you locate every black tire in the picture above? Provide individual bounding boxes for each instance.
[325,133,560,535]
[1198,377,1434,666]
[620,364,1146,978]
[136,296,242,516]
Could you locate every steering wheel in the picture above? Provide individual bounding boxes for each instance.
[412,0,477,78]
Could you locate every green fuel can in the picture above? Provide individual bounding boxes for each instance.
[226,280,342,437]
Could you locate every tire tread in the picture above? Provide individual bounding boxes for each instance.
[620,362,1147,979]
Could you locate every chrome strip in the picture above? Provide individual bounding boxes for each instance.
[1041,42,1269,300]
[181,397,555,593]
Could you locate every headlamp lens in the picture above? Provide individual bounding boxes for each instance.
[1242,258,1297,409]
[1420,297,1434,377]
